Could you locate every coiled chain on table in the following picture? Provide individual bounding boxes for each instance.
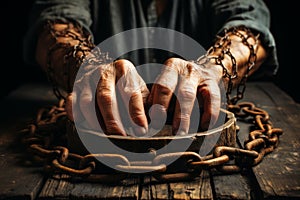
[19,99,283,183]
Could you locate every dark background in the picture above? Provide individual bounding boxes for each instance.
[1,1,299,103]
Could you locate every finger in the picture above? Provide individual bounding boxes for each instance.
[128,92,148,136]
[97,63,126,136]
[149,58,182,129]
[131,83,150,136]
[197,80,221,130]
[115,59,149,136]
[172,63,200,135]
[79,76,102,131]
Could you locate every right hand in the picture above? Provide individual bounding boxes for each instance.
[66,59,149,136]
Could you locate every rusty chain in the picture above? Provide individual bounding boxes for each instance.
[19,99,283,183]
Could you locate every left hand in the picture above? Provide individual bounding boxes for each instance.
[148,57,224,135]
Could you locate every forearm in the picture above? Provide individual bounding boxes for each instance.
[205,26,268,104]
[35,20,94,96]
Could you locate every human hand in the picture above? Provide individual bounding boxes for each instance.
[66,59,149,136]
[148,57,224,135]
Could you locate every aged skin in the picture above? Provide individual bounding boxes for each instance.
[36,22,267,136]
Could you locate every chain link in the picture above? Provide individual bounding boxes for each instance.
[19,99,283,182]
[198,26,259,105]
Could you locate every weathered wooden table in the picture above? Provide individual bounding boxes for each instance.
[0,81,299,200]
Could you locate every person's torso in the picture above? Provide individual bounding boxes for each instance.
[91,0,212,66]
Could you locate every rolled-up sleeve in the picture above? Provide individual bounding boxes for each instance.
[23,0,93,66]
[208,0,279,78]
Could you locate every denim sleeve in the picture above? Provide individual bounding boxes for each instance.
[23,0,92,66]
[208,0,279,78]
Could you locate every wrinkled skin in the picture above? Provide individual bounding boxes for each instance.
[66,57,224,137]
[37,24,266,138]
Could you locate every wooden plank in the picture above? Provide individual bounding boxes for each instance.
[2,81,300,199]
[210,82,295,200]
[119,178,139,199]
[210,117,253,199]
[38,175,138,199]
[211,164,252,200]
[0,146,45,200]
[211,118,264,200]
[141,170,213,200]
[141,176,168,200]
[0,83,57,200]
[237,82,300,199]
[171,170,213,200]
[245,82,297,106]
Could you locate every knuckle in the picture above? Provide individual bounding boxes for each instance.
[97,91,113,105]
[163,58,187,73]
[164,57,181,65]
[175,113,190,121]
[114,59,134,74]
[178,88,196,101]
[114,59,136,80]
[157,85,173,96]
[199,86,220,101]
[198,86,210,97]
[80,94,93,105]
[130,113,145,124]
[105,120,123,134]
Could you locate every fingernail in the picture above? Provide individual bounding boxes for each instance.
[176,130,187,136]
[134,126,147,137]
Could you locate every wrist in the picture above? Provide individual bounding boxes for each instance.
[203,26,260,105]
[194,55,225,83]
[37,20,95,98]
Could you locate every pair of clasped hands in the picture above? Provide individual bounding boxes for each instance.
[66,57,224,137]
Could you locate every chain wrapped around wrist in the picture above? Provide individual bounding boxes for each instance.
[45,20,96,99]
[197,26,259,106]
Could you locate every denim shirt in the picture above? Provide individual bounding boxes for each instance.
[23,0,279,80]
